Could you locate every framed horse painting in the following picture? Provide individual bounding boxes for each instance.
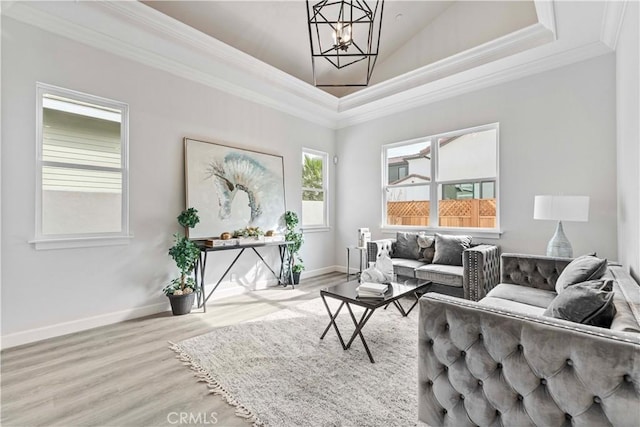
[184,138,286,239]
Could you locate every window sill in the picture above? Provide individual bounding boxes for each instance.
[301,226,331,234]
[29,235,134,250]
[381,226,502,240]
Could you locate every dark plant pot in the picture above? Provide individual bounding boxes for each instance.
[292,271,301,285]
[167,292,195,315]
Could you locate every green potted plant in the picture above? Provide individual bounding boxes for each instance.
[284,210,304,284]
[163,208,201,315]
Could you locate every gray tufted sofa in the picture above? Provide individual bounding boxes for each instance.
[418,253,640,426]
[367,239,500,301]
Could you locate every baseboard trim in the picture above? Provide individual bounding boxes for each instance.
[1,267,346,349]
[1,302,170,350]
[301,265,342,278]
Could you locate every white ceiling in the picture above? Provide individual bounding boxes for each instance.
[142,1,540,96]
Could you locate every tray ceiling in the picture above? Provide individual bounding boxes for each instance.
[142,1,540,97]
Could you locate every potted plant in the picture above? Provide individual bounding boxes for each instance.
[284,210,304,284]
[163,208,201,315]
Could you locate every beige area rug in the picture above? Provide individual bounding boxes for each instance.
[170,296,423,427]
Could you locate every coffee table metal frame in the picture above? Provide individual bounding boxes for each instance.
[320,279,431,363]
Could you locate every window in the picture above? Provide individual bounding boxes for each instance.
[35,83,129,247]
[302,149,328,228]
[383,123,499,230]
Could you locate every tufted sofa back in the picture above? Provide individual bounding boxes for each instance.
[419,292,640,426]
[500,253,573,291]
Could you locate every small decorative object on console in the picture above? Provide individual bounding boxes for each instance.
[233,226,265,238]
[205,238,238,248]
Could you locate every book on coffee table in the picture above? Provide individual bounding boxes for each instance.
[356,282,389,298]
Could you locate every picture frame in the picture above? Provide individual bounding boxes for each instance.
[184,137,286,239]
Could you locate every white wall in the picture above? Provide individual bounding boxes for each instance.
[616,1,640,281]
[1,17,336,344]
[336,55,617,260]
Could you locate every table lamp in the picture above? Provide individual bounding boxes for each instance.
[533,195,589,257]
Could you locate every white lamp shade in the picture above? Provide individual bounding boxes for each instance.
[534,195,590,222]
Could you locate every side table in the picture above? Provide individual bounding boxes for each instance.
[345,246,367,280]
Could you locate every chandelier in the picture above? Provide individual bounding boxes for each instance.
[306,0,384,87]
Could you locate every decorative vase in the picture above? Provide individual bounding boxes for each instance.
[167,292,195,315]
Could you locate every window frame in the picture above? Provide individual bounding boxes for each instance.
[301,148,330,231]
[32,82,131,249]
[382,123,500,236]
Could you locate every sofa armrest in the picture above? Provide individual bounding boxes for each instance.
[463,244,500,301]
[366,239,395,264]
[418,294,640,427]
[500,253,573,291]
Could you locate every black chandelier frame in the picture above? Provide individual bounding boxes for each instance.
[306,0,384,87]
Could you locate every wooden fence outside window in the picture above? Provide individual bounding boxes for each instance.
[387,199,496,228]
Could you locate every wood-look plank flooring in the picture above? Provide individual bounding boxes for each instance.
[1,272,345,427]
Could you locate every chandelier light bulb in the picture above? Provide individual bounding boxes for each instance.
[334,22,352,51]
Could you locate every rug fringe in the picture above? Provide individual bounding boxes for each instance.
[168,341,265,427]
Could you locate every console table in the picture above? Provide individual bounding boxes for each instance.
[193,241,294,312]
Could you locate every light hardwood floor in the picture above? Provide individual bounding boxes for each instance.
[1,272,345,427]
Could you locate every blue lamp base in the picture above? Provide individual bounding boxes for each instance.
[546,221,573,258]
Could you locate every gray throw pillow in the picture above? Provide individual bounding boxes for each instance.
[395,232,421,260]
[555,255,608,294]
[544,282,617,328]
[417,235,435,263]
[432,233,472,266]
[573,279,614,292]
[421,246,436,264]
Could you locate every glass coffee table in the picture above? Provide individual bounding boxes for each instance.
[320,278,431,363]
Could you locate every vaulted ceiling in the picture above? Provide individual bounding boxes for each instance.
[142,1,541,97]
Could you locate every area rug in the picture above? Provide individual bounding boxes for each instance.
[170,297,421,426]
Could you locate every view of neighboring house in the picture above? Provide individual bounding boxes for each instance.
[385,127,498,227]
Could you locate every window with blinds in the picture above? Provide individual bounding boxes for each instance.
[36,84,129,240]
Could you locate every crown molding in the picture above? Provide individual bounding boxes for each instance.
[97,1,338,111]
[4,1,339,128]
[601,0,628,50]
[338,22,555,112]
[336,41,610,129]
[534,0,557,36]
[3,0,614,132]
